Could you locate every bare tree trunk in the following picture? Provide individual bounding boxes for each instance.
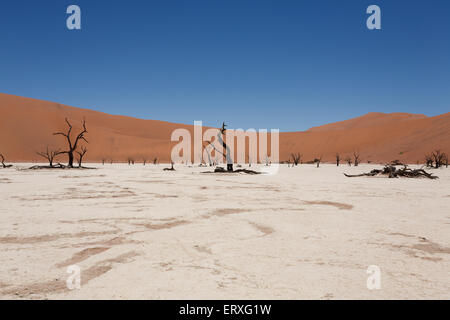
[68,152,74,167]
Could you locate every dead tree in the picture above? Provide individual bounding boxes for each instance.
[345,157,352,166]
[431,150,446,168]
[142,157,147,166]
[315,156,322,168]
[219,122,233,172]
[336,153,340,166]
[36,147,61,167]
[291,153,302,166]
[153,157,158,165]
[213,167,260,174]
[203,122,261,174]
[127,157,135,165]
[75,146,88,168]
[205,122,233,171]
[53,118,88,168]
[425,154,433,167]
[353,151,360,167]
[0,154,13,168]
[345,164,438,180]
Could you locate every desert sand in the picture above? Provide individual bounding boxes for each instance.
[1,93,449,164]
[0,163,449,299]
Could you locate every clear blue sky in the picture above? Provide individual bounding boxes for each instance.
[1,0,449,131]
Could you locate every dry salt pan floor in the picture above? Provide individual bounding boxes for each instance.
[0,163,449,299]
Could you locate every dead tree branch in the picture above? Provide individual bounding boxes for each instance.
[0,154,13,168]
[163,162,175,171]
[76,146,88,168]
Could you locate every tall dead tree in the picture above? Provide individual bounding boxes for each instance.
[291,153,302,166]
[0,154,12,168]
[36,147,61,167]
[76,146,87,168]
[54,118,88,168]
[205,122,233,171]
[336,153,340,166]
[219,122,233,171]
[353,151,360,167]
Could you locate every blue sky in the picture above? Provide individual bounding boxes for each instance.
[0,0,449,131]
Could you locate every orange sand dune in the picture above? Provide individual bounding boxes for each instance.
[0,93,449,164]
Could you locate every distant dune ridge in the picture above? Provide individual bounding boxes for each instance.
[0,93,449,164]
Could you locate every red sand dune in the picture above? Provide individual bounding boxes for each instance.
[0,93,449,164]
